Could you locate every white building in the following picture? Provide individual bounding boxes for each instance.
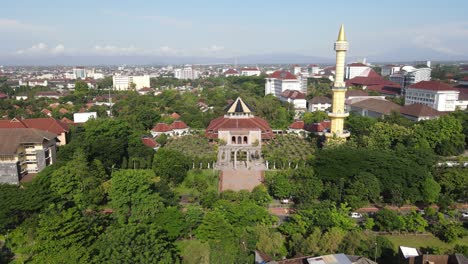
[19,79,48,87]
[308,96,332,112]
[174,65,200,80]
[73,67,86,79]
[240,67,261,76]
[390,66,431,88]
[112,75,150,90]
[405,81,460,112]
[345,63,370,79]
[224,69,240,77]
[309,64,321,75]
[292,65,302,75]
[265,70,305,97]
[73,112,97,123]
[280,90,307,111]
[381,65,401,76]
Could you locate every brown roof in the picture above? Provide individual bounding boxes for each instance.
[309,96,331,104]
[350,98,401,115]
[170,120,188,129]
[141,137,159,148]
[348,62,368,67]
[170,112,181,119]
[0,128,57,155]
[224,69,239,74]
[151,123,172,132]
[289,120,305,129]
[0,118,27,128]
[281,89,306,99]
[367,84,401,96]
[346,90,368,97]
[22,118,69,135]
[400,104,443,118]
[409,81,458,92]
[205,116,273,139]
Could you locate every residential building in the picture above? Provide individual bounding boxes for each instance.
[35,91,63,99]
[345,62,370,79]
[349,98,401,118]
[174,65,200,80]
[151,120,190,137]
[0,118,69,146]
[255,252,376,264]
[141,137,160,151]
[292,65,302,75]
[112,75,150,90]
[309,96,332,112]
[280,89,307,111]
[224,69,240,77]
[309,64,321,75]
[19,79,48,87]
[137,87,155,95]
[389,66,431,88]
[265,70,305,97]
[73,67,86,79]
[240,67,261,76]
[400,103,444,121]
[405,81,460,111]
[0,128,57,184]
[381,64,401,76]
[73,112,97,123]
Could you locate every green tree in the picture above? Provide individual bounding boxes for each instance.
[92,224,180,263]
[303,111,328,124]
[421,176,441,204]
[374,208,405,231]
[404,211,428,233]
[255,225,287,259]
[152,148,190,184]
[109,169,165,223]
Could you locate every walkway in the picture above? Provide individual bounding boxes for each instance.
[219,169,264,191]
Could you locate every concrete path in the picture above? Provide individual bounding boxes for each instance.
[220,169,264,192]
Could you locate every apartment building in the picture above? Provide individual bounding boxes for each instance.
[265,70,306,97]
[112,75,150,90]
[405,81,460,112]
[174,65,200,80]
[0,128,57,184]
[389,66,431,88]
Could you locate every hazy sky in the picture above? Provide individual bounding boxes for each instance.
[1,0,467,62]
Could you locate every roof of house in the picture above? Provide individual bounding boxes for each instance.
[268,70,297,80]
[345,90,369,97]
[224,68,239,74]
[141,137,159,148]
[400,246,420,259]
[241,67,259,71]
[308,120,331,133]
[205,116,273,139]
[21,118,69,135]
[309,96,332,104]
[346,69,398,87]
[61,117,74,124]
[151,123,172,132]
[138,87,154,92]
[348,62,368,67]
[225,97,253,114]
[400,103,443,118]
[0,92,7,99]
[408,81,459,92]
[170,112,181,119]
[289,120,305,130]
[350,98,401,115]
[367,84,402,96]
[170,120,188,130]
[277,253,354,264]
[281,89,306,99]
[0,128,57,155]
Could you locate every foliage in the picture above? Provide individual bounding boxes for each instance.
[153,148,191,184]
[263,135,315,167]
[303,111,328,124]
[165,135,217,165]
[374,209,405,232]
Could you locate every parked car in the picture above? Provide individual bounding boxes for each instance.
[350,212,363,218]
[462,212,468,218]
[280,199,290,204]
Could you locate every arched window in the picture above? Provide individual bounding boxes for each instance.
[243,136,248,144]
[232,136,236,144]
[237,136,242,144]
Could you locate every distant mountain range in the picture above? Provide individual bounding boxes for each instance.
[1,49,467,66]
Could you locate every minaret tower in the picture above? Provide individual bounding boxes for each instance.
[325,25,351,142]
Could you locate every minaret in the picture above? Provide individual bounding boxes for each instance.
[325,25,350,142]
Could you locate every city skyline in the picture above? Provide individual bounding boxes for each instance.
[1,0,468,65]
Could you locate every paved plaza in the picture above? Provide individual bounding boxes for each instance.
[220,169,264,191]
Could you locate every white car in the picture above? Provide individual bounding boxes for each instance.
[280,199,290,204]
[350,212,363,218]
[462,212,468,218]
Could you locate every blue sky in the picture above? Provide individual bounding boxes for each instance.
[1,0,467,63]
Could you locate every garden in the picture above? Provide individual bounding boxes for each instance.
[262,134,316,168]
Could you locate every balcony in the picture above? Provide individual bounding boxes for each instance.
[324,129,351,139]
[327,111,349,118]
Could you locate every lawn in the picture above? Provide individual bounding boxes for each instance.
[383,233,468,253]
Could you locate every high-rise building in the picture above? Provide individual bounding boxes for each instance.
[325,25,351,142]
[174,65,200,80]
[73,67,86,79]
[112,75,150,90]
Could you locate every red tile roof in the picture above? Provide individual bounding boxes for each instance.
[281,89,306,99]
[307,120,331,133]
[61,117,74,124]
[41,109,52,115]
[170,112,181,119]
[151,123,172,132]
[408,81,458,92]
[0,118,69,135]
[367,84,401,96]
[241,67,259,71]
[350,98,401,115]
[224,69,239,74]
[348,62,368,67]
[205,116,273,139]
[0,92,7,99]
[59,108,69,114]
[141,137,159,148]
[170,120,188,130]
[400,103,443,118]
[289,120,305,129]
[268,70,297,80]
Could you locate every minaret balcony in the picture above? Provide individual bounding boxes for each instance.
[324,129,351,138]
[327,111,349,118]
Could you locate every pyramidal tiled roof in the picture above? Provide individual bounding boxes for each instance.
[225,97,253,114]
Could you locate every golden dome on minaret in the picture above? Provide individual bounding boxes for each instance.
[337,24,346,41]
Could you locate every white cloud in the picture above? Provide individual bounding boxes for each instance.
[202,45,225,52]
[92,45,139,55]
[0,18,51,32]
[16,43,65,55]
